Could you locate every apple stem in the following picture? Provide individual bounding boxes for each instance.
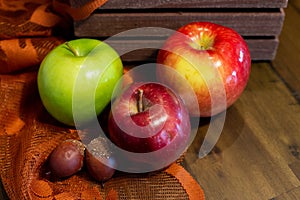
[199,45,206,50]
[65,42,79,57]
[138,89,144,112]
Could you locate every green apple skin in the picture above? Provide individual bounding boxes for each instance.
[38,38,123,126]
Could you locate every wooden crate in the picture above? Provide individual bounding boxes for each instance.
[73,0,288,61]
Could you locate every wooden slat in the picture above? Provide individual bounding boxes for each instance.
[103,38,278,61]
[94,0,289,9]
[247,38,279,60]
[74,10,285,37]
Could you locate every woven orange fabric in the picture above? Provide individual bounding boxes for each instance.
[0,0,107,74]
[0,73,206,199]
[0,1,206,199]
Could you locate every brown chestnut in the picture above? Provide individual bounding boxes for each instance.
[85,137,116,182]
[49,139,85,178]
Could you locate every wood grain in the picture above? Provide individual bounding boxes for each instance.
[183,62,300,200]
[290,0,300,10]
[272,3,300,101]
[95,0,288,9]
[270,187,300,200]
[74,10,285,37]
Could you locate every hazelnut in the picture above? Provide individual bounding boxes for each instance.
[85,137,116,182]
[49,139,85,178]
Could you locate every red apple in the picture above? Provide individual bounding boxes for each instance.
[107,82,191,171]
[156,22,251,116]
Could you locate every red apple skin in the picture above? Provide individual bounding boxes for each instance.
[108,82,191,154]
[156,22,251,116]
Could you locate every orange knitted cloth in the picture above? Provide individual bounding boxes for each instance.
[0,1,205,199]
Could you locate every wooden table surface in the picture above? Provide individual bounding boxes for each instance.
[1,1,299,200]
[183,1,300,199]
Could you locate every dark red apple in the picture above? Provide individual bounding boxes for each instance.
[107,82,191,171]
[156,22,251,117]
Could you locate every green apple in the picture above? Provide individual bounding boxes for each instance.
[37,38,123,126]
